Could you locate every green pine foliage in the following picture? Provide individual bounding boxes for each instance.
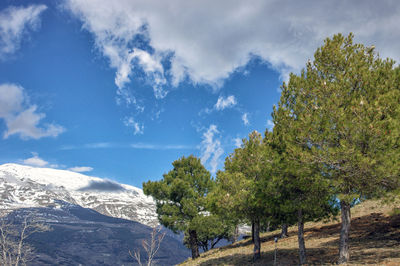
[275,33,400,263]
[223,131,272,222]
[143,155,214,258]
[279,33,400,201]
[184,214,236,252]
[210,131,274,261]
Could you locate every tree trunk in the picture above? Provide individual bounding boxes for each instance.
[281,223,288,238]
[200,240,209,252]
[253,219,261,261]
[266,220,271,233]
[189,229,200,259]
[251,221,255,243]
[232,224,239,243]
[297,209,307,265]
[211,236,223,249]
[338,200,351,264]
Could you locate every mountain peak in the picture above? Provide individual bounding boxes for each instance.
[0,163,158,226]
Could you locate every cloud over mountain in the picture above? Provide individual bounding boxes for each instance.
[78,179,125,192]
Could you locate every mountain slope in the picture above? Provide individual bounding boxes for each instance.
[0,163,157,226]
[6,202,190,265]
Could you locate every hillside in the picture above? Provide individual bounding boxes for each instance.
[180,199,400,265]
[6,202,190,265]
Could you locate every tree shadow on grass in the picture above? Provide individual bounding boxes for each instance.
[319,212,400,264]
[200,213,400,265]
[218,232,284,252]
[198,247,340,266]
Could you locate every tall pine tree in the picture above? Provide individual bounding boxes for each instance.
[143,155,214,259]
[275,33,400,264]
[220,131,272,261]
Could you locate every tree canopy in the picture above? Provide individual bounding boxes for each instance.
[275,33,400,263]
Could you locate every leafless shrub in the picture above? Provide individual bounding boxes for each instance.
[130,226,166,266]
[0,210,50,266]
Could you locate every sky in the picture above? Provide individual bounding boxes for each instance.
[0,0,399,188]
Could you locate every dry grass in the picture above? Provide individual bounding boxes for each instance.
[180,199,400,265]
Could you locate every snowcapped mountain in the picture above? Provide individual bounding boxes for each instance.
[0,163,158,226]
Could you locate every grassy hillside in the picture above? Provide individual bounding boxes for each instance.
[180,199,400,265]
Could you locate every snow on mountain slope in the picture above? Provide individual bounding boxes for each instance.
[0,163,158,226]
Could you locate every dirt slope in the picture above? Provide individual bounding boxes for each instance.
[180,199,400,265]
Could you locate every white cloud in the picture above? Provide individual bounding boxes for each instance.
[64,0,400,93]
[21,154,91,172]
[69,166,93,173]
[22,153,49,167]
[64,1,167,102]
[200,95,237,115]
[0,83,65,140]
[0,4,47,59]
[4,105,65,139]
[0,83,24,116]
[123,116,144,135]
[215,95,237,111]
[266,119,274,131]
[234,137,242,148]
[242,113,249,126]
[200,124,224,173]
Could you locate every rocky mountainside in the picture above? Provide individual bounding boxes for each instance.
[6,202,190,265]
[0,163,158,227]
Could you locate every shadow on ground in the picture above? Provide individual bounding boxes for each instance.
[198,212,400,265]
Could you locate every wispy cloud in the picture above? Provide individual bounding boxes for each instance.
[200,95,237,115]
[60,142,115,150]
[234,137,242,148]
[85,142,114,149]
[241,112,249,126]
[61,142,194,151]
[200,124,224,173]
[130,143,193,150]
[123,116,144,135]
[0,4,47,59]
[215,95,237,111]
[0,83,65,140]
[68,166,93,173]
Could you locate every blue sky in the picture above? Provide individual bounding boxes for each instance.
[1,0,399,188]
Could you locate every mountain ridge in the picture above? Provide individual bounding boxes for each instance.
[0,163,158,227]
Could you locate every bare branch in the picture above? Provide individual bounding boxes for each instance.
[0,209,51,266]
[129,226,166,266]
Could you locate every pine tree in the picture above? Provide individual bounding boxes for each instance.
[275,33,400,264]
[214,131,272,261]
[183,214,235,252]
[143,155,214,259]
[266,126,337,265]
